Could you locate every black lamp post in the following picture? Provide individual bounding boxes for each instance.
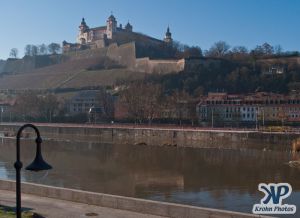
[14,124,52,218]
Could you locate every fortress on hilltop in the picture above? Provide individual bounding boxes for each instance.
[63,14,173,58]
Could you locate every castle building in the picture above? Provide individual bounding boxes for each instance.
[63,14,173,55]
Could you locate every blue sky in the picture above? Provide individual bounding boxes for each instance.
[0,0,299,59]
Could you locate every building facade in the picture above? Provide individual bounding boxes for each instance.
[68,90,101,115]
[197,92,300,126]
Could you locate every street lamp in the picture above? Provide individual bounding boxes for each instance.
[14,124,52,218]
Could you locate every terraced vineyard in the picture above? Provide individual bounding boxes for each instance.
[0,57,144,91]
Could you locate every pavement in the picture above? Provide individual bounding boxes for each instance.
[0,190,167,218]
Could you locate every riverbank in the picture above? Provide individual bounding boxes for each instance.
[0,122,299,151]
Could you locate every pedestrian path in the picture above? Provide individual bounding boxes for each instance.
[0,190,166,218]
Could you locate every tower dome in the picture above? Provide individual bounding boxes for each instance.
[79,18,89,33]
[108,14,116,22]
[125,21,133,32]
[106,14,117,39]
[164,26,172,43]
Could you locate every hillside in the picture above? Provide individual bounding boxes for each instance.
[0,51,299,95]
[0,57,144,90]
[144,55,300,95]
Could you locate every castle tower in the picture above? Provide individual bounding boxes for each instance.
[77,18,90,44]
[106,14,117,39]
[79,18,89,33]
[164,26,172,44]
[125,21,133,32]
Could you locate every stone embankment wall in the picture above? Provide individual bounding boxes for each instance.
[0,124,298,151]
[0,179,262,218]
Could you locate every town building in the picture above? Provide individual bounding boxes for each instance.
[68,90,101,115]
[197,92,300,126]
[262,65,286,75]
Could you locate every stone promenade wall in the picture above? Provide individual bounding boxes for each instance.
[0,179,266,218]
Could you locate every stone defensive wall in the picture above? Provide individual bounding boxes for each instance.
[0,179,266,218]
[0,123,298,151]
[0,58,35,74]
[0,43,222,76]
[135,58,185,74]
[0,60,6,72]
[0,55,64,74]
[62,47,108,61]
[107,42,136,68]
[63,42,185,74]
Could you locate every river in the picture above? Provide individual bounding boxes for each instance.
[0,138,299,216]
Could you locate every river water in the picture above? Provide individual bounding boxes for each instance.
[0,138,299,216]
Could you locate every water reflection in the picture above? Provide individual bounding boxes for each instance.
[0,138,299,215]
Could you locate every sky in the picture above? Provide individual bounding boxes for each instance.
[0,0,299,59]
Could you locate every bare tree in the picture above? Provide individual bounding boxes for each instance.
[261,42,274,55]
[274,45,283,55]
[167,90,195,125]
[24,44,38,56]
[24,45,32,56]
[205,41,231,57]
[251,43,274,57]
[38,94,59,122]
[120,83,163,124]
[13,91,41,121]
[182,46,202,58]
[38,44,48,55]
[9,48,18,58]
[31,45,38,56]
[231,46,248,60]
[48,43,61,54]
[120,83,145,123]
[142,84,163,124]
[96,90,114,120]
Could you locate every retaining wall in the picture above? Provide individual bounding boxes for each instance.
[0,123,298,151]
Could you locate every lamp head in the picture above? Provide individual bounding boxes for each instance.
[25,154,52,172]
[25,137,52,172]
